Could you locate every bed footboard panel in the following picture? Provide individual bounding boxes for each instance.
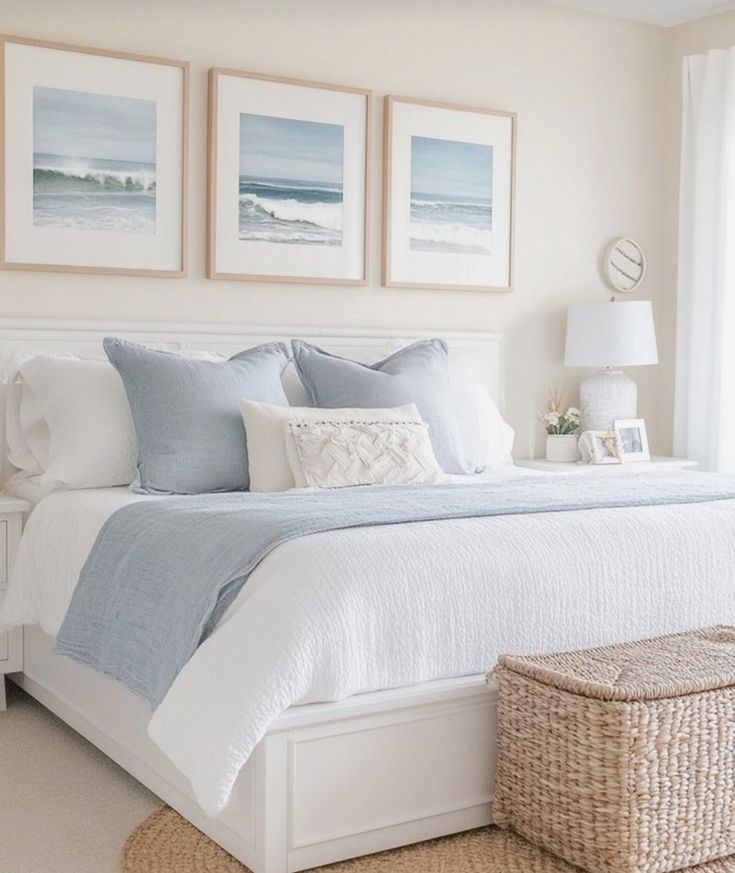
[280,689,496,871]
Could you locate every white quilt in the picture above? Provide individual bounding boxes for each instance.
[4,472,735,817]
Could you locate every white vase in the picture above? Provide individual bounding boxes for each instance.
[546,434,579,463]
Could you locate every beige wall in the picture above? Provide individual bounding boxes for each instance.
[0,0,670,457]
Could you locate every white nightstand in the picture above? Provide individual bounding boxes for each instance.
[515,456,698,474]
[0,496,29,711]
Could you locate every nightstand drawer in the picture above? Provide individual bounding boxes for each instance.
[0,630,8,662]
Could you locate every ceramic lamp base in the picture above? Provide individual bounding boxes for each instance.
[580,369,637,431]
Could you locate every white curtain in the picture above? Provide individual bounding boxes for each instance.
[675,48,735,472]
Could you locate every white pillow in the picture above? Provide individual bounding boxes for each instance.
[18,356,137,492]
[287,418,443,489]
[449,355,514,470]
[5,349,86,478]
[281,362,311,406]
[241,400,425,492]
[6,381,45,476]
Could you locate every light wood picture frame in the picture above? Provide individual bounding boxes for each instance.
[207,68,371,285]
[383,95,515,292]
[0,34,188,277]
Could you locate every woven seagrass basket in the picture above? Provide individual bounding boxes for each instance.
[492,626,735,873]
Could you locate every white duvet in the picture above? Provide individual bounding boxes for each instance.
[4,471,735,816]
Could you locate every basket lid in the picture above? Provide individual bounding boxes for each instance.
[496,626,735,702]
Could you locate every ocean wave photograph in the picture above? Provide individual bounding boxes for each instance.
[409,135,493,255]
[239,113,344,246]
[33,86,157,234]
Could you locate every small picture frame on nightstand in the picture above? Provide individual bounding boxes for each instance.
[579,430,623,465]
[614,418,650,463]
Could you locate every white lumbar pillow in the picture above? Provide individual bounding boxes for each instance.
[287,417,444,489]
[18,355,137,492]
[240,400,427,492]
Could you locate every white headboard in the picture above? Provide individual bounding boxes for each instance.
[0,317,501,393]
[0,318,502,483]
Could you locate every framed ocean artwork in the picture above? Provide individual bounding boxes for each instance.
[383,96,515,291]
[1,35,188,276]
[208,69,370,284]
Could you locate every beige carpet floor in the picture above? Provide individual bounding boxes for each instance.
[0,682,159,873]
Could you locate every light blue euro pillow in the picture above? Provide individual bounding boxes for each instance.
[291,338,468,473]
[104,337,290,495]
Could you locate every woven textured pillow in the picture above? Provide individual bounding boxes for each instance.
[286,418,444,489]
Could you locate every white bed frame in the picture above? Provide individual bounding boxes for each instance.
[0,319,502,873]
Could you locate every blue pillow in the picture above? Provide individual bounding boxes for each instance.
[291,339,467,473]
[104,337,290,494]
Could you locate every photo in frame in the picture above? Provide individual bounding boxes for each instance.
[579,430,623,465]
[383,95,515,291]
[1,35,188,276]
[208,69,371,284]
[614,418,650,463]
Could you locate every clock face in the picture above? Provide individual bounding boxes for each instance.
[604,237,645,293]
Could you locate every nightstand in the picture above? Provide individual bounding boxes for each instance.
[0,496,29,711]
[515,456,698,474]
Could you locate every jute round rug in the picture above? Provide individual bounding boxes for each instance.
[121,806,578,873]
[123,806,735,873]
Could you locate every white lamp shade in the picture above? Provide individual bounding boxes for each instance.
[564,301,658,368]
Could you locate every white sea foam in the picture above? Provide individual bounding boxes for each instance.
[409,221,492,252]
[240,193,343,231]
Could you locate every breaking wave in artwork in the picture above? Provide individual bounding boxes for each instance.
[238,177,343,246]
[33,153,156,234]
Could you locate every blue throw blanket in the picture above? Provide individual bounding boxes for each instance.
[56,472,735,706]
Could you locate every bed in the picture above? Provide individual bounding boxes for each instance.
[0,319,732,873]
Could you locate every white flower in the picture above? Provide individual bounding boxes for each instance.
[545,411,560,426]
[565,407,581,421]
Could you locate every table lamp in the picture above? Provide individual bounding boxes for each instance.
[564,300,658,431]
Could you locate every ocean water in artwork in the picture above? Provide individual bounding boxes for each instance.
[33,87,157,234]
[409,135,493,255]
[239,113,344,246]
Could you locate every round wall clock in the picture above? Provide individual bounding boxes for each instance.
[603,237,646,293]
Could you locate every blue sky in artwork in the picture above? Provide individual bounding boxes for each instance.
[33,86,156,164]
[410,135,493,201]
[239,113,344,184]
